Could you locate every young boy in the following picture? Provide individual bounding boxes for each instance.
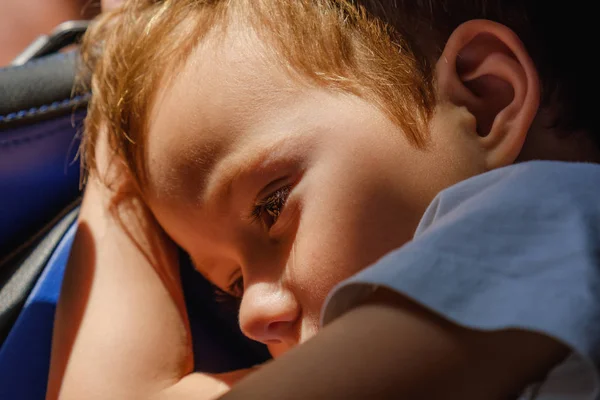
[48,0,600,399]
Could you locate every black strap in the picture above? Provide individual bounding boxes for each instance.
[0,202,80,346]
[0,21,90,130]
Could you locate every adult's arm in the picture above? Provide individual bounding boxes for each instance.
[219,289,567,400]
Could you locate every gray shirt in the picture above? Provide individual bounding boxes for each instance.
[322,161,600,399]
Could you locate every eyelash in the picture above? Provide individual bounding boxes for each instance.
[213,184,293,301]
[213,287,241,309]
[214,276,244,303]
[250,184,292,229]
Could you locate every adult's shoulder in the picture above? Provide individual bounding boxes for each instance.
[417,161,600,237]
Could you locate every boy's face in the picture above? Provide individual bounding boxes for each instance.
[145,31,484,356]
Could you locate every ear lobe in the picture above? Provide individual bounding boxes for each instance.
[436,20,540,168]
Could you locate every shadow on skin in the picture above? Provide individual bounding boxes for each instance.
[46,200,264,398]
[46,221,95,400]
[107,182,270,374]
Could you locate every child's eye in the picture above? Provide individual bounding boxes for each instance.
[251,185,291,229]
[228,275,244,298]
[213,275,244,304]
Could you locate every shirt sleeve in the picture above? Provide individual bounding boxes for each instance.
[321,161,600,385]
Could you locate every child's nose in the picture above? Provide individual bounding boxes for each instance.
[238,282,300,346]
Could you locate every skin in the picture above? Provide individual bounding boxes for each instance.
[0,0,96,66]
[143,26,482,356]
[48,11,590,400]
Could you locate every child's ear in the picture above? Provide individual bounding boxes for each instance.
[436,20,540,168]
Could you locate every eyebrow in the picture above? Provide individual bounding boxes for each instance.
[199,156,242,210]
[170,140,227,205]
[189,136,305,284]
[199,140,281,208]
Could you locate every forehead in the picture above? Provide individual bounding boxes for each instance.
[144,27,300,202]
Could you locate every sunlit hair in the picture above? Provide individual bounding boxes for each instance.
[80,0,436,187]
[81,0,598,189]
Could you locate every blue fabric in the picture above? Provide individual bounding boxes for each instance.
[323,161,600,398]
[0,111,83,257]
[0,222,76,400]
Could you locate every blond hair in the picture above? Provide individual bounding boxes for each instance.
[80,0,436,187]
